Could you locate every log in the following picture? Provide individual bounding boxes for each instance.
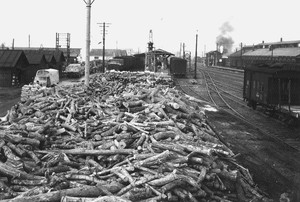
[0,162,43,180]
[36,148,135,156]
[0,185,122,202]
[0,71,271,202]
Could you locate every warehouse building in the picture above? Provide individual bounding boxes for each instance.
[90,49,127,61]
[243,47,300,67]
[228,39,300,68]
[0,50,29,87]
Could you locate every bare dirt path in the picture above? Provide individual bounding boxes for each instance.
[0,87,21,116]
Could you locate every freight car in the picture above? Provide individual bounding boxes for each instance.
[107,56,144,72]
[243,63,300,122]
[169,57,187,77]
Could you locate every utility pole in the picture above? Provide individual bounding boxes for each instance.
[183,43,185,59]
[179,43,182,57]
[194,31,198,79]
[83,0,94,86]
[240,42,243,68]
[204,45,206,66]
[97,22,110,73]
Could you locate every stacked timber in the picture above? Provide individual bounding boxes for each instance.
[21,84,53,103]
[0,71,271,202]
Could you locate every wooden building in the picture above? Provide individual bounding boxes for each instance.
[15,47,76,65]
[41,50,66,76]
[0,50,29,87]
[23,50,48,83]
[206,50,222,66]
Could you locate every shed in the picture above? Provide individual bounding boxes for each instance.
[23,50,48,83]
[0,50,29,87]
[41,50,65,76]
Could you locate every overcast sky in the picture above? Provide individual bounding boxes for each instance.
[1,0,299,58]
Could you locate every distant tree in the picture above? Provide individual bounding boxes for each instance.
[1,43,6,49]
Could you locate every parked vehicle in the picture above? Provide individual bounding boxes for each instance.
[107,56,144,72]
[34,68,59,87]
[169,57,187,77]
[64,64,84,78]
[243,63,300,122]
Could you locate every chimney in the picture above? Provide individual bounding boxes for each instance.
[280,37,283,42]
[262,40,264,44]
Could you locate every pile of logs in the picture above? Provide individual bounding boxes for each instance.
[0,71,271,202]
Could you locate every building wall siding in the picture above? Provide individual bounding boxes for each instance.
[0,69,12,87]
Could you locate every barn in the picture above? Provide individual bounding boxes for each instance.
[0,50,29,87]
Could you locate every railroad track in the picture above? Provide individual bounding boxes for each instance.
[174,67,300,152]
[201,70,245,119]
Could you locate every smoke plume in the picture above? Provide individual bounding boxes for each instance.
[216,22,234,54]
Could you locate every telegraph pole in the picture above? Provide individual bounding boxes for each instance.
[183,43,185,59]
[97,22,110,73]
[179,43,182,57]
[194,31,198,79]
[83,0,95,86]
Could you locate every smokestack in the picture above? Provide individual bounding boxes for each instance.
[216,43,219,52]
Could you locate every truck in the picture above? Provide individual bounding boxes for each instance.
[64,64,85,78]
[34,68,59,87]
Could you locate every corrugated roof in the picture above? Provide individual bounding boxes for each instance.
[256,40,300,46]
[44,54,56,63]
[23,50,46,65]
[14,47,81,58]
[38,50,65,62]
[24,49,56,64]
[228,48,254,57]
[0,50,24,68]
[243,47,300,57]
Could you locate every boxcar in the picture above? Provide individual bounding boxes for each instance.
[243,63,300,118]
[107,56,144,72]
[170,57,187,77]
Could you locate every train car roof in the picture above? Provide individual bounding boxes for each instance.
[244,63,300,73]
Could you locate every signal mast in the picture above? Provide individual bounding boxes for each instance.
[145,30,156,72]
